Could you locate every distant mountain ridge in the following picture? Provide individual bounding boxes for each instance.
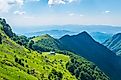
[24,29,113,43]
[24,30,76,38]
[103,33,121,56]
[90,32,112,43]
[15,25,121,34]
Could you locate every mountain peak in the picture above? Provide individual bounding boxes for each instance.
[77,31,90,36]
[42,34,51,37]
[60,31,95,43]
[73,31,95,43]
[113,33,121,39]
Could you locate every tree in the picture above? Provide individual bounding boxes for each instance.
[28,40,34,49]
[3,24,13,38]
[0,33,2,44]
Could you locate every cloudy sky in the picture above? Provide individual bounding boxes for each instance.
[0,0,121,27]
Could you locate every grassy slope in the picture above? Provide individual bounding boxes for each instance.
[0,23,109,80]
[32,34,62,51]
[30,34,110,80]
[0,25,76,80]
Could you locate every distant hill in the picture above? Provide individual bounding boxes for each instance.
[30,34,63,51]
[103,33,121,56]
[60,31,121,80]
[90,32,112,43]
[24,30,76,38]
[0,18,109,80]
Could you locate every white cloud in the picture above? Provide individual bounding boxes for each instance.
[0,0,10,12]
[104,10,111,14]
[15,0,24,6]
[0,0,24,13]
[69,13,75,16]
[48,0,78,7]
[79,14,84,17]
[14,10,26,15]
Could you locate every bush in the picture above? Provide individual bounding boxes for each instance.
[0,33,2,44]
[15,57,18,62]
[28,40,34,49]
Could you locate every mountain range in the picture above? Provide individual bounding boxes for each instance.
[59,32,121,80]
[29,31,121,80]
[0,18,110,80]
[15,25,121,34]
[24,30,76,38]
[24,29,113,44]
[103,33,121,56]
[90,32,112,43]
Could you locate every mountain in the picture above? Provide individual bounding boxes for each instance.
[0,18,109,80]
[59,31,121,80]
[30,34,63,52]
[90,32,112,43]
[103,33,121,56]
[24,30,75,38]
[15,25,121,34]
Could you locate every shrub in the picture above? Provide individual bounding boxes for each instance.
[15,57,18,62]
[0,33,2,44]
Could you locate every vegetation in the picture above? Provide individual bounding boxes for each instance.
[0,33,2,44]
[29,34,63,52]
[60,31,121,80]
[12,35,29,47]
[0,18,109,80]
[0,28,75,80]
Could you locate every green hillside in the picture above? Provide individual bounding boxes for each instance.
[0,18,109,80]
[29,34,63,52]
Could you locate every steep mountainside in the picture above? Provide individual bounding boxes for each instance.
[0,18,109,80]
[90,32,112,43]
[60,31,121,80]
[103,33,121,56]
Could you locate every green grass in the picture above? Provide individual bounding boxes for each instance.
[32,34,50,42]
[0,30,76,80]
[0,23,109,80]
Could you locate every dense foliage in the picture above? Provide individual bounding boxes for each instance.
[12,35,29,47]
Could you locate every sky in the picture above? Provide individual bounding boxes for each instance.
[0,0,121,28]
